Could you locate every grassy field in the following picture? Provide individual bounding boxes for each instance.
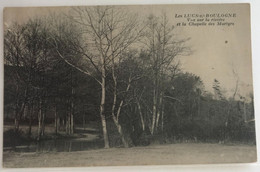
[3,143,257,168]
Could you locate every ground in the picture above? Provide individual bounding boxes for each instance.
[3,143,257,168]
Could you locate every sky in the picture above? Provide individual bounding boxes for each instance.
[3,4,253,99]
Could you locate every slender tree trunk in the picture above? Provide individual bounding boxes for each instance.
[137,101,145,131]
[14,114,19,133]
[70,87,74,134]
[151,83,157,135]
[27,103,33,136]
[156,92,163,129]
[112,116,129,148]
[41,105,46,136]
[62,118,65,129]
[54,104,58,135]
[14,85,27,133]
[37,99,42,141]
[14,98,27,133]
[161,104,164,132]
[66,115,68,134]
[243,101,247,122]
[112,114,129,147]
[14,85,20,132]
[224,102,232,142]
[111,74,131,147]
[28,111,33,136]
[66,112,71,135]
[100,62,109,148]
[57,117,60,131]
[71,110,74,134]
[61,117,66,131]
[160,92,164,133]
[151,22,157,135]
[109,27,131,147]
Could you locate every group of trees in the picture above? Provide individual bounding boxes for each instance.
[4,6,255,148]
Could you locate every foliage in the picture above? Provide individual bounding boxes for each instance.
[4,7,255,148]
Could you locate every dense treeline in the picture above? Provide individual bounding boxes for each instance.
[4,6,255,148]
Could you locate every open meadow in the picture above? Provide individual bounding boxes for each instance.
[3,143,257,168]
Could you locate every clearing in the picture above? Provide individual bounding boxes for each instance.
[3,143,257,168]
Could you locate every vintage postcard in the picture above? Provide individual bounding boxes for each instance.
[2,3,256,168]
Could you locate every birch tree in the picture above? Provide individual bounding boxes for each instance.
[52,6,142,148]
[143,13,190,134]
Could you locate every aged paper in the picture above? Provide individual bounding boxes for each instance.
[3,4,256,168]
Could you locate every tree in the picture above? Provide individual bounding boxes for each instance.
[109,50,144,146]
[142,13,190,134]
[4,23,27,133]
[4,19,52,137]
[52,6,142,148]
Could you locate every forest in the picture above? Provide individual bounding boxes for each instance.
[3,6,255,150]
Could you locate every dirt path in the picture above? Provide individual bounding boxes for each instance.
[3,143,257,168]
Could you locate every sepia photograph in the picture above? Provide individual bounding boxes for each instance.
[2,3,257,168]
